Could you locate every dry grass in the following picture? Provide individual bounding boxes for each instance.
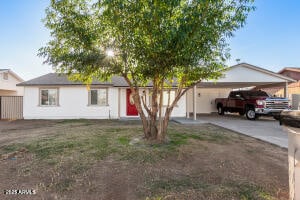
[0,119,288,200]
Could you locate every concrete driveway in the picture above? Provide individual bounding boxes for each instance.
[173,114,288,148]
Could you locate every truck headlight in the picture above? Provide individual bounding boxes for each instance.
[256,100,265,106]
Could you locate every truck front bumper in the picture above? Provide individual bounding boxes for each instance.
[255,108,289,115]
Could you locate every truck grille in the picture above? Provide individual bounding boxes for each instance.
[265,101,289,109]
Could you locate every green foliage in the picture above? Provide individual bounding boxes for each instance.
[39,0,254,86]
[117,136,130,145]
[39,0,254,139]
[237,183,274,200]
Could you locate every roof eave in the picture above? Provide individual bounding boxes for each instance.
[17,83,114,86]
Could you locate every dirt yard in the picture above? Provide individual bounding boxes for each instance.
[0,119,288,200]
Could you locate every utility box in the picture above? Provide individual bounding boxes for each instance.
[280,110,300,200]
[292,94,300,110]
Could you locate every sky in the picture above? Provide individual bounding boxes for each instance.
[0,0,300,81]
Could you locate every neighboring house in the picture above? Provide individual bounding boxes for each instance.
[0,69,24,96]
[17,73,186,119]
[275,68,300,97]
[265,67,300,110]
[259,68,300,97]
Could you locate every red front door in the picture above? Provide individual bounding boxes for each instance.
[126,89,138,116]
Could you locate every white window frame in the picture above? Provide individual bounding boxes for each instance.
[39,88,59,106]
[88,88,109,106]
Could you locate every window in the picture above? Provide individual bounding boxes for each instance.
[89,88,108,106]
[149,90,176,106]
[229,92,237,98]
[40,89,58,106]
[246,91,269,97]
[3,72,8,80]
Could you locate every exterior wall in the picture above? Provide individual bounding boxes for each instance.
[0,71,23,96]
[187,88,231,114]
[23,86,119,119]
[119,88,186,118]
[23,87,186,119]
[271,81,300,98]
[0,90,19,96]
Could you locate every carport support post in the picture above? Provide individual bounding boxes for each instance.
[193,85,197,120]
[186,92,189,119]
[284,81,289,99]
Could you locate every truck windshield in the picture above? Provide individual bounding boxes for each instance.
[247,91,269,97]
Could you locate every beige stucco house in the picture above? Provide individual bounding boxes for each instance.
[0,69,24,96]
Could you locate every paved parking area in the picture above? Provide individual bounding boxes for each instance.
[173,114,288,148]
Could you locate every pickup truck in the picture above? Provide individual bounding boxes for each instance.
[215,90,290,120]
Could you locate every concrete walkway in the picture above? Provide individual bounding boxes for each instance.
[173,114,288,148]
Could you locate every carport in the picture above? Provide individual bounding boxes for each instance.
[187,63,296,120]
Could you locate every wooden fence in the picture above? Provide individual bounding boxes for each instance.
[0,96,23,120]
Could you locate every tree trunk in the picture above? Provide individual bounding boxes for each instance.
[133,88,185,142]
[131,88,150,138]
[125,75,194,143]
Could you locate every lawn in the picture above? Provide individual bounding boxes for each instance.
[0,119,288,200]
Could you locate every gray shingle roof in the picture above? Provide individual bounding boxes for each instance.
[17,73,129,87]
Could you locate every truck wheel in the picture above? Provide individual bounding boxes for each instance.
[246,108,256,120]
[217,106,224,115]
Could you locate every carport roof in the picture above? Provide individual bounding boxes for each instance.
[197,63,296,88]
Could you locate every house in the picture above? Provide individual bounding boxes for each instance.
[17,73,186,119]
[18,63,295,120]
[261,68,300,97]
[0,69,24,96]
[262,67,300,110]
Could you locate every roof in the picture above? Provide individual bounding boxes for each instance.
[18,63,296,87]
[198,63,296,88]
[17,73,119,86]
[278,67,300,74]
[17,73,177,87]
[231,63,295,82]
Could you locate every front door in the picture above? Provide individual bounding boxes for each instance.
[126,89,138,116]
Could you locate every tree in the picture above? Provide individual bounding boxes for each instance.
[39,0,254,142]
